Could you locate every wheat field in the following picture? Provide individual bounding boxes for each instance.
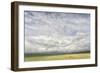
[24,52,90,61]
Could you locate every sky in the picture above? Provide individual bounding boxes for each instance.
[24,11,90,54]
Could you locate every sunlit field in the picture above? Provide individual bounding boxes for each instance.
[24,52,90,61]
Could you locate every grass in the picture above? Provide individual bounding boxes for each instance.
[24,52,90,61]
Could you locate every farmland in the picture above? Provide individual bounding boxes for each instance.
[24,52,90,61]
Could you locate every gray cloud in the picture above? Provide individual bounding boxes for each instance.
[24,11,90,54]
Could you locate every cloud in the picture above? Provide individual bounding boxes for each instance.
[24,11,90,54]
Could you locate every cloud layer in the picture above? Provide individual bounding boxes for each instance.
[24,11,90,54]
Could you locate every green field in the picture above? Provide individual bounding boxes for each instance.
[24,52,90,61]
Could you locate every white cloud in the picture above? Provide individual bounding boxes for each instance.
[24,11,90,54]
